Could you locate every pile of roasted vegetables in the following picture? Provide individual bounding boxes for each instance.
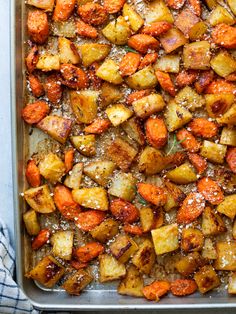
[22,0,236,301]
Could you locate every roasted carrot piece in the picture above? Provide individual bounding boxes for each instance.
[27,10,49,44]
[70,260,88,270]
[78,3,108,26]
[21,101,50,125]
[137,183,167,206]
[74,242,104,263]
[88,62,103,90]
[28,74,44,98]
[176,70,198,88]
[123,223,143,236]
[110,199,139,223]
[188,118,218,138]
[128,34,159,54]
[188,153,207,174]
[164,151,186,168]
[44,74,63,105]
[53,0,76,21]
[60,64,88,89]
[25,159,41,188]
[126,89,152,105]
[119,52,141,77]
[204,79,236,95]
[104,0,126,13]
[139,53,158,70]
[226,73,236,82]
[170,279,197,296]
[84,118,111,134]
[64,148,74,173]
[212,23,236,49]
[25,46,39,73]
[32,229,50,250]
[141,21,172,37]
[54,184,81,220]
[143,281,170,301]
[75,210,106,231]
[176,129,200,153]
[76,19,98,39]
[165,0,185,9]
[194,70,214,94]
[188,0,201,16]
[145,117,168,149]
[226,148,236,174]
[155,70,176,96]
[197,177,224,205]
[177,192,205,224]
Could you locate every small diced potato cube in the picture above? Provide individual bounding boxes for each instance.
[64,162,83,190]
[220,127,236,146]
[27,0,55,11]
[96,59,123,85]
[183,41,211,70]
[140,207,154,233]
[90,218,119,243]
[154,55,180,73]
[106,137,138,171]
[160,28,187,53]
[122,117,145,146]
[189,21,208,41]
[227,0,236,15]
[51,231,74,260]
[108,172,137,201]
[164,101,192,132]
[205,93,234,118]
[38,153,66,184]
[208,5,235,26]
[72,187,109,211]
[217,194,236,219]
[174,8,199,37]
[228,272,236,294]
[132,94,165,119]
[166,163,197,184]
[36,55,60,71]
[200,140,227,164]
[202,238,217,260]
[214,241,236,271]
[84,161,116,186]
[100,82,123,108]
[175,86,205,112]
[132,239,156,275]
[78,43,111,67]
[118,265,144,297]
[110,234,138,263]
[126,66,157,90]
[62,270,93,295]
[164,180,185,212]
[70,135,96,157]
[37,115,72,144]
[211,51,236,78]
[145,0,174,24]
[51,19,76,38]
[23,209,40,236]
[58,37,80,64]
[26,255,65,288]
[217,103,236,125]
[138,146,165,175]
[102,16,131,45]
[99,254,126,282]
[175,252,205,276]
[151,224,179,255]
[24,185,56,214]
[181,228,204,253]
[122,3,144,32]
[194,265,220,294]
[70,90,99,124]
[106,104,133,126]
[202,207,226,236]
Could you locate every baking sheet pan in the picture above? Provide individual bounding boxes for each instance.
[10,0,236,310]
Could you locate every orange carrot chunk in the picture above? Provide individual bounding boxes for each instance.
[176,70,198,88]
[60,64,88,89]
[123,224,143,236]
[128,34,159,54]
[137,183,167,206]
[110,199,139,223]
[188,0,201,16]
[53,0,76,22]
[165,0,185,9]
[28,74,44,98]
[104,0,126,13]
[84,119,111,134]
[139,53,158,70]
[197,177,224,205]
[88,62,103,90]
[212,23,236,49]
[45,74,63,105]
[27,10,49,44]
[155,70,176,96]
[119,52,141,77]
[170,279,197,296]
[76,20,98,39]
[21,101,50,125]
[188,118,218,138]
[141,21,172,37]
[145,117,168,149]
[176,129,200,153]
[78,3,108,26]
[204,79,236,95]
[177,192,205,224]
[226,148,236,174]
[74,242,104,263]
[70,260,88,270]
[75,210,106,231]
[32,229,50,250]
[188,153,207,174]
[25,46,39,73]
[143,281,170,301]
[25,159,41,188]
[126,90,152,105]
[64,148,74,173]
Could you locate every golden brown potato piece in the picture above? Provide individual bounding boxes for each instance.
[181,228,204,252]
[90,218,119,243]
[38,153,66,184]
[194,265,220,293]
[27,0,55,11]
[132,239,155,275]
[62,269,93,295]
[214,241,236,271]
[99,254,126,282]
[78,43,111,67]
[118,265,144,297]
[160,28,187,53]
[183,41,211,70]
[151,224,179,255]
[201,207,226,236]
[110,234,138,263]
[175,252,205,276]
[70,135,96,157]
[24,185,56,213]
[23,209,40,236]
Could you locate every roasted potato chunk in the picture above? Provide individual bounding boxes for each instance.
[154,55,180,73]
[23,209,40,236]
[160,28,187,53]
[27,0,55,11]
[100,82,123,108]
[72,187,109,211]
[110,234,138,263]
[24,185,56,213]
[140,207,155,233]
[205,93,234,118]
[228,272,236,294]
[210,51,236,78]
[202,238,217,260]
[175,86,205,112]
[90,218,119,243]
[118,265,144,297]
[132,93,165,119]
[62,269,93,295]
[96,59,123,85]
[194,265,220,293]
[36,55,60,71]
[99,254,126,282]
[208,5,234,26]
[214,241,236,271]
[64,162,83,189]
[145,0,174,24]
[106,104,133,126]
[202,207,226,236]
[70,135,96,157]
[200,140,227,164]
[183,41,211,70]
[102,16,131,45]
[166,163,197,184]
[216,194,236,219]
[58,37,80,64]
[164,101,192,132]
[220,127,236,146]
[122,3,144,32]
[122,117,145,146]
[164,180,185,212]
[51,19,76,38]
[217,103,236,125]
[175,252,205,276]
[38,153,66,184]
[132,239,155,275]
[51,230,74,260]
[108,172,137,201]
[138,146,165,175]
[181,228,204,252]
[126,66,158,90]
[78,43,111,67]
[151,224,179,255]
[84,161,116,186]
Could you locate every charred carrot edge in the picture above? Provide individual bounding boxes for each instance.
[126,90,152,105]
[188,153,207,174]
[110,199,139,223]
[155,70,176,96]
[25,46,39,73]
[145,117,168,149]
[27,10,49,44]
[139,53,158,70]
[25,159,41,188]
[44,74,63,105]
[88,63,103,90]
[70,260,88,270]
[212,23,236,49]
[21,101,50,125]
[188,118,218,138]
[60,64,88,89]
[188,0,201,16]
[226,148,236,174]
[194,70,214,94]
[177,192,205,224]
[28,74,44,98]
[141,21,172,37]
[53,0,76,22]
[76,19,98,39]
[31,229,50,250]
[103,0,126,14]
[84,118,111,134]
[64,148,74,173]
[78,3,108,26]
[119,52,141,77]
[197,177,224,205]
[170,279,197,296]
[128,34,159,54]
[165,0,185,10]
[143,281,170,301]
[137,183,167,206]
[75,210,106,231]
[204,79,236,95]
[123,223,143,235]
[176,70,198,88]
[176,128,200,153]
[74,242,104,262]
